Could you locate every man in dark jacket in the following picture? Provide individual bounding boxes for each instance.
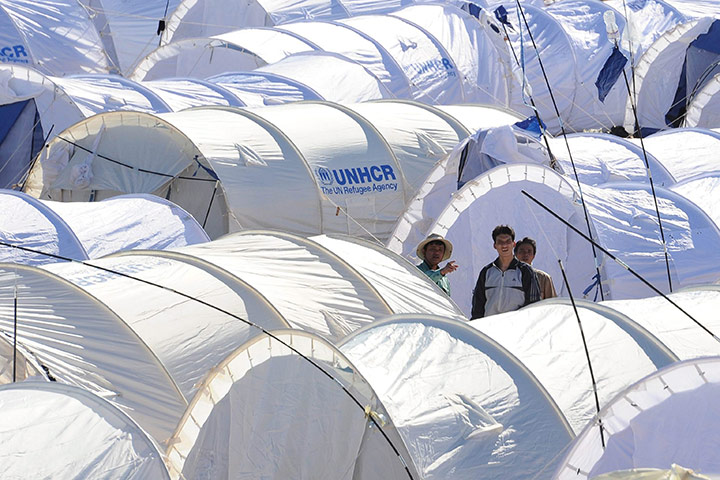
[471,225,540,319]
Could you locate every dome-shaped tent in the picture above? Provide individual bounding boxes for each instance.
[553,357,720,479]
[0,381,171,479]
[684,71,720,128]
[669,173,720,232]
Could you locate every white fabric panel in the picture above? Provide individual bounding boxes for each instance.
[503,4,577,133]
[339,15,465,104]
[662,0,720,18]
[0,265,187,443]
[472,303,657,434]
[0,382,170,479]
[549,133,675,187]
[340,317,573,480]
[247,102,404,240]
[584,184,720,297]
[0,333,44,383]
[392,4,511,105]
[163,107,321,234]
[209,71,323,106]
[162,0,270,45]
[311,234,465,319]
[0,190,87,265]
[602,288,720,360]
[670,174,720,232]
[626,18,714,132]
[216,28,316,63]
[631,129,720,182]
[278,21,413,98]
[427,164,597,316]
[554,358,720,479]
[176,233,393,342]
[0,0,112,75]
[259,0,348,24]
[256,52,393,103]
[435,104,524,131]
[40,194,209,258]
[684,73,720,128]
[143,79,241,111]
[544,0,628,131]
[46,253,283,401]
[347,101,465,191]
[604,0,687,58]
[170,331,414,480]
[51,75,170,117]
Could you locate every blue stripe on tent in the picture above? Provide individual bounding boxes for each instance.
[595,46,628,103]
[0,100,28,145]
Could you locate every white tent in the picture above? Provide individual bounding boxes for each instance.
[339,314,575,480]
[0,381,171,479]
[684,72,720,128]
[0,190,209,265]
[24,101,522,241]
[554,357,720,479]
[167,329,420,480]
[405,163,720,316]
[0,0,113,76]
[669,173,720,232]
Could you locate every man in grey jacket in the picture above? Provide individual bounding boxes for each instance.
[471,225,541,319]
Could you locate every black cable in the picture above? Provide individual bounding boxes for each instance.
[514,0,606,300]
[0,239,416,479]
[557,258,605,448]
[521,189,719,342]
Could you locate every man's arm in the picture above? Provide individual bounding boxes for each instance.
[471,266,488,319]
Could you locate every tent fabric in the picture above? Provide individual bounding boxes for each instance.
[0,381,171,479]
[630,128,720,183]
[554,357,720,480]
[0,332,45,383]
[131,28,317,81]
[669,174,720,232]
[470,302,663,435]
[339,314,574,480]
[683,71,720,128]
[168,329,420,480]
[208,71,324,106]
[0,189,88,265]
[0,0,113,76]
[0,264,188,443]
[39,193,210,259]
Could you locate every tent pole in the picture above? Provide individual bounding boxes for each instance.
[557,258,605,448]
[514,0,606,300]
[12,283,18,382]
[605,11,674,294]
[521,190,719,342]
[0,238,417,479]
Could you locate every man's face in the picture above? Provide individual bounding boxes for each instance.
[516,243,535,264]
[494,234,515,260]
[424,241,446,266]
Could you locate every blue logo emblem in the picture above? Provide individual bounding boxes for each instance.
[316,167,334,186]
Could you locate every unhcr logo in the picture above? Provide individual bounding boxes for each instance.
[0,44,29,64]
[316,167,334,186]
[314,164,399,196]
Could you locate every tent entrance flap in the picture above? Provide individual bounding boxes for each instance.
[0,100,43,189]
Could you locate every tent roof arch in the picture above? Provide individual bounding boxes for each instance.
[623,17,716,133]
[683,71,720,128]
[535,297,679,366]
[0,188,87,265]
[0,262,187,443]
[167,104,323,234]
[141,78,248,109]
[337,13,466,103]
[167,328,420,480]
[253,50,395,103]
[64,74,172,113]
[470,301,660,435]
[277,19,413,98]
[170,231,396,342]
[131,28,318,81]
[309,233,466,319]
[207,69,325,106]
[669,172,720,233]
[0,381,171,479]
[24,110,206,200]
[339,313,574,480]
[630,127,720,183]
[550,132,676,187]
[367,98,472,138]
[434,103,525,131]
[0,0,113,76]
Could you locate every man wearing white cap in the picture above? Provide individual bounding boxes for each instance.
[416,234,458,295]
